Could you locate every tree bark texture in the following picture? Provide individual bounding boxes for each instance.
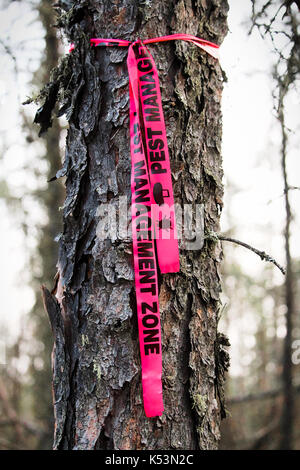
[42,0,229,450]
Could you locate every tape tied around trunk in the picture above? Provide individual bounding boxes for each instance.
[69,34,219,417]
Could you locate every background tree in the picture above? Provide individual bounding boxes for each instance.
[0,0,63,449]
[219,0,300,450]
[27,0,64,449]
[250,0,299,450]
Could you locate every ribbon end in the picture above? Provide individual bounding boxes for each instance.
[196,43,220,60]
[142,375,164,417]
[144,402,164,418]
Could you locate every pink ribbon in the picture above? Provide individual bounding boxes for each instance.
[70,34,219,417]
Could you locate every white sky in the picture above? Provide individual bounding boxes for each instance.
[0,0,44,346]
[0,1,299,376]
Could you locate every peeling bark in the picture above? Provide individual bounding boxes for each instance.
[42,0,229,450]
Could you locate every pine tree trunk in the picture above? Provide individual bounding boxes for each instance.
[43,0,229,450]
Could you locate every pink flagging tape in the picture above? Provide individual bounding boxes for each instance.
[128,44,163,416]
[70,33,219,417]
[133,41,180,274]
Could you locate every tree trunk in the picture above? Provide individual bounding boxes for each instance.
[278,79,295,451]
[43,0,229,450]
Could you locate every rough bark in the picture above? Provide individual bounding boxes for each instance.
[41,0,229,450]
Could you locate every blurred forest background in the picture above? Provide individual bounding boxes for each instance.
[0,0,299,450]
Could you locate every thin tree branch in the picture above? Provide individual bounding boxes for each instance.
[267,185,300,205]
[206,232,286,275]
